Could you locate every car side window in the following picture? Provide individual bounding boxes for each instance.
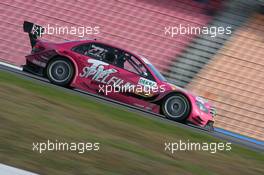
[72,43,111,61]
[86,44,108,59]
[72,44,91,55]
[123,55,143,75]
[124,59,139,75]
[117,52,154,80]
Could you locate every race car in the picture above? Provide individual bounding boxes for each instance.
[22,21,216,131]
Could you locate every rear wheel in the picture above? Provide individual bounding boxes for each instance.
[46,58,74,87]
[162,93,191,122]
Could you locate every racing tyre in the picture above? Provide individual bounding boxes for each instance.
[162,93,191,122]
[46,58,74,87]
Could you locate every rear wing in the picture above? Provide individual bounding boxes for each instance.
[23,21,44,47]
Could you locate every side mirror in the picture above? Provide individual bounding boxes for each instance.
[142,72,148,77]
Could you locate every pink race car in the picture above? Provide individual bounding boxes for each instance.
[23,21,216,131]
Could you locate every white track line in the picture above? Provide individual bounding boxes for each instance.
[0,164,39,175]
[0,61,22,71]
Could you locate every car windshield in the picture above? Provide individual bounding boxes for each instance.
[140,56,167,82]
[147,64,167,82]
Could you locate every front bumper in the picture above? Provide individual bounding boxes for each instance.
[187,108,215,128]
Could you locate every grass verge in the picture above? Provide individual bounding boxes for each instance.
[0,71,263,175]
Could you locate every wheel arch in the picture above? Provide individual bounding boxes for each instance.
[157,90,193,115]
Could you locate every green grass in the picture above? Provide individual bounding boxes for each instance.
[0,70,263,175]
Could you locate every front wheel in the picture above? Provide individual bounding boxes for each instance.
[46,58,74,87]
[162,93,191,122]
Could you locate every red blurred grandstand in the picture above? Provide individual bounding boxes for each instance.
[0,0,263,141]
[0,0,220,69]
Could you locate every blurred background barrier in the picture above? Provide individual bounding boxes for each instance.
[0,0,220,69]
[0,0,263,141]
[185,14,264,141]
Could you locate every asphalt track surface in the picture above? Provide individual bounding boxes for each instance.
[0,64,263,152]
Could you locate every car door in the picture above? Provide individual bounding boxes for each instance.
[106,51,159,108]
[72,42,115,93]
